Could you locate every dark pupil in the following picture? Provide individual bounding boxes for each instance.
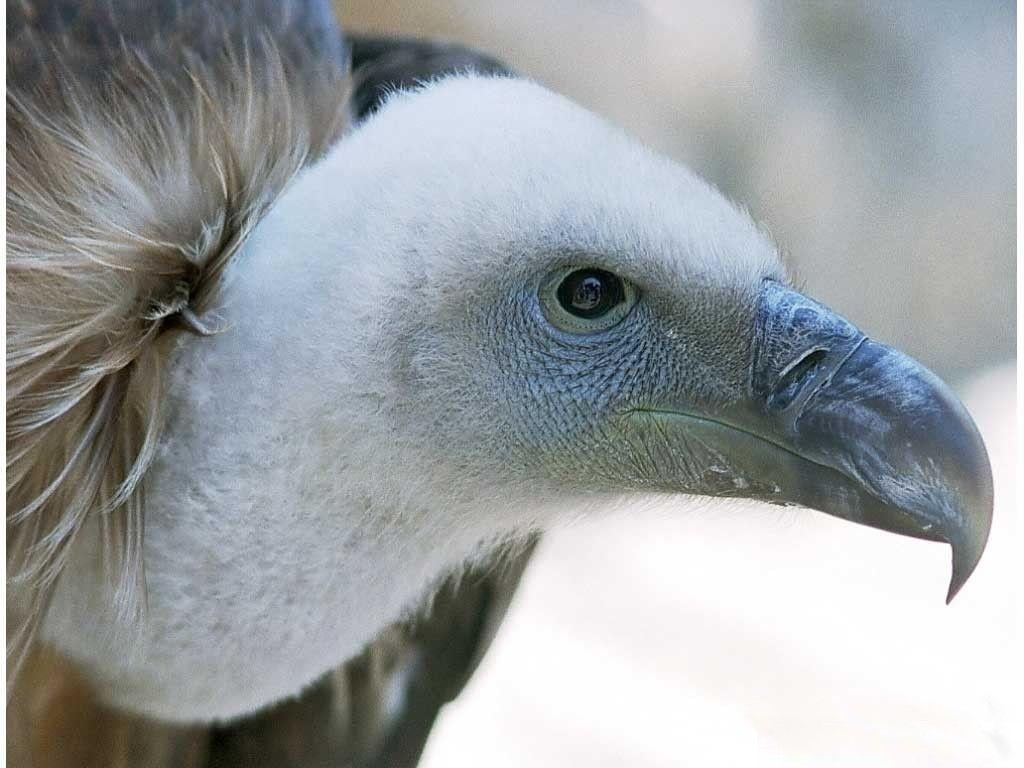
[556,269,623,319]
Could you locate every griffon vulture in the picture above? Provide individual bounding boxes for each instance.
[5,1,993,766]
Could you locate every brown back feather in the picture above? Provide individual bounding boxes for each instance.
[6,1,350,688]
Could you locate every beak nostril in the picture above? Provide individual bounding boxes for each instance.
[768,348,829,411]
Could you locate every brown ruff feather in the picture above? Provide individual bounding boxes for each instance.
[6,2,351,689]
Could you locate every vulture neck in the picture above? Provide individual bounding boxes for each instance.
[89,133,550,716]
[174,136,533,555]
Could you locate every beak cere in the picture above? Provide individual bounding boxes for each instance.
[635,280,994,602]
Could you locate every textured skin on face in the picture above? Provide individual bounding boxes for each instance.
[386,255,769,497]
[486,281,758,489]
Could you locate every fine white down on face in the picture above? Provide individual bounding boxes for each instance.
[43,75,784,722]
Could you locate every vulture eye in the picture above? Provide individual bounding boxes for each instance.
[557,269,623,318]
[540,267,638,333]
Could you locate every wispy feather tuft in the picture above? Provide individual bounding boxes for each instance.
[6,13,350,688]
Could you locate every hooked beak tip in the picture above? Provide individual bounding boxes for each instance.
[751,281,994,603]
[946,511,992,604]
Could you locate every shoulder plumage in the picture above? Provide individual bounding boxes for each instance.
[6,0,351,682]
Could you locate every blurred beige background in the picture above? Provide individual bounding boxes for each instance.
[335,1,1017,765]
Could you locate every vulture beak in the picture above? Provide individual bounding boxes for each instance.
[633,280,994,602]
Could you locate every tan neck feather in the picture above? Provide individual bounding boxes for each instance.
[5,34,350,687]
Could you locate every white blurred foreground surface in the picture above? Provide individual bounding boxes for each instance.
[421,364,1018,767]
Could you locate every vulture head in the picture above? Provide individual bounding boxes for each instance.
[33,75,992,723]
[248,75,991,568]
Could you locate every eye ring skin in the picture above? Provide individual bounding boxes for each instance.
[539,266,640,334]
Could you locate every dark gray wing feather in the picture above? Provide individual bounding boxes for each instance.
[7,0,348,89]
[347,33,515,118]
[358,537,537,768]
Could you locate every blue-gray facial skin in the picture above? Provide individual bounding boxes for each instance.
[423,268,991,602]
